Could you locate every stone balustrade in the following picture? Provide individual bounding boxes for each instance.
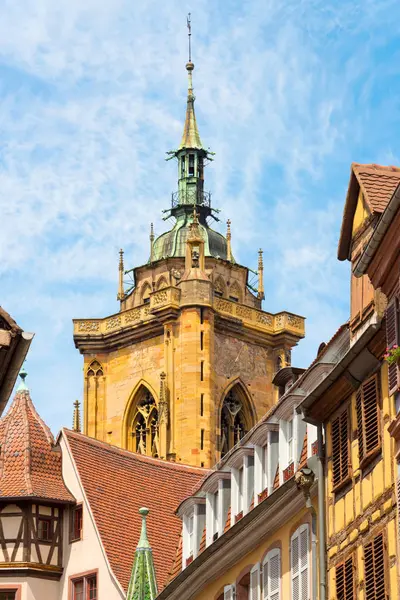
[74,287,305,338]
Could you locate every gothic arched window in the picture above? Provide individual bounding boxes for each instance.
[220,385,252,457]
[87,360,103,377]
[130,388,159,458]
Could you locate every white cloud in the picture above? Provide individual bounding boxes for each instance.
[1,0,399,431]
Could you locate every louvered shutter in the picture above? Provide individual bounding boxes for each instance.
[299,526,309,600]
[357,375,380,465]
[291,531,300,600]
[336,556,354,600]
[250,563,260,600]
[262,549,280,600]
[386,298,400,396]
[224,584,236,600]
[269,551,280,600]
[291,525,309,600]
[364,533,386,600]
[332,409,350,488]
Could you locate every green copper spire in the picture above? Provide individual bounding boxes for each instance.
[17,365,28,392]
[126,508,158,600]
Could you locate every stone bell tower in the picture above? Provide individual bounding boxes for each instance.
[73,38,305,468]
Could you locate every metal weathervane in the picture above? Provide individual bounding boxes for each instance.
[187,13,192,62]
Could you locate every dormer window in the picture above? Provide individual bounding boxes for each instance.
[213,490,219,541]
[188,513,194,556]
[189,154,195,176]
[288,419,294,464]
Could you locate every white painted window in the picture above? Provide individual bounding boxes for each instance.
[249,563,260,600]
[213,491,219,539]
[224,584,236,600]
[262,548,280,600]
[291,524,310,600]
[263,445,268,491]
[238,468,243,512]
[188,513,194,556]
[288,419,294,464]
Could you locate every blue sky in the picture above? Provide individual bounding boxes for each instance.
[1,0,400,433]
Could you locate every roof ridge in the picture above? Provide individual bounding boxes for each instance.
[21,392,33,495]
[63,429,208,475]
[352,162,400,173]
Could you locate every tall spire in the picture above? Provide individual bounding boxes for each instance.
[73,400,81,433]
[126,508,158,600]
[226,220,232,262]
[258,248,265,301]
[179,14,203,151]
[117,249,125,301]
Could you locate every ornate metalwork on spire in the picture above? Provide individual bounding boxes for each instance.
[149,224,155,263]
[258,248,265,300]
[126,508,158,600]
[17,365,28,392]
[117,249,125,301]
[226,220,232,262]
[73,400,81,433]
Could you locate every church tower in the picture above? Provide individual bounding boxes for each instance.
[73,28,305,468]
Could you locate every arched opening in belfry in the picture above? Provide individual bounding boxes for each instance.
[220,383,254,457]
[129,386,159,458]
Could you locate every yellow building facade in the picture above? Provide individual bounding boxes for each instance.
[73,57,304,468]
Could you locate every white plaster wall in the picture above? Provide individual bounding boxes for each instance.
[0,577,58,600]
[58,435,125,600]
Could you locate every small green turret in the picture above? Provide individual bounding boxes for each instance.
[126,508,158,600]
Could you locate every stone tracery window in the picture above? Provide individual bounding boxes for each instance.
[87,360,103,377]
[131,388,159,458]
[220,385,252,457]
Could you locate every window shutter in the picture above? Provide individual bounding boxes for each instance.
[224,584,236,600]
[386,298,400,396]
[364,533,386,600]
[263,549,280,600]
[357,375,380,465]
[269,551,280,600]
[336,556,354,600]
[291,531,300,600]
[250,563,260,600]
[291,525,309,600]
[332,409,350,488]
[299,526,309,600]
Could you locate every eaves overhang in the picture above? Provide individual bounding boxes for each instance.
[157,478,309,600]
[353,184,400,278]
[297,320,381,424]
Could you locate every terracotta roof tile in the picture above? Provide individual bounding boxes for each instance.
[0,390,74,503]
[168,533,183,584]
[338,163,400,260]
[352,163,400,213]
[63,430,205,592]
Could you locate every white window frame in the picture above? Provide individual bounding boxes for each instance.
[206,491,219,547]
[291,523,310,600]
[287,419,294,464]
[262,548,280,600]
[249,562,260,600]
[224,584,236,600]
[187,513,194,556]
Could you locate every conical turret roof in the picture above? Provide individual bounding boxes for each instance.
[127,507,158,600]
[0,371,74,503]
[179,62,203,150]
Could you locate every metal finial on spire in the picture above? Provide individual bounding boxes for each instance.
[226,219,232,262]
[150,223,155,263]
[258,248,265,301]
[117,249,125,301]
[17,365,28,392]
[187,13,192,62]
[126,508,158,600]
[73,400,81,433]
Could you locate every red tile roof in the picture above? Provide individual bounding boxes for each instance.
[63,429,205,592]
[0,390,74,503]
[352,163,400,213]
[338,163,400,260]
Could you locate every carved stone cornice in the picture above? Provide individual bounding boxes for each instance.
[157,479,310,600]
